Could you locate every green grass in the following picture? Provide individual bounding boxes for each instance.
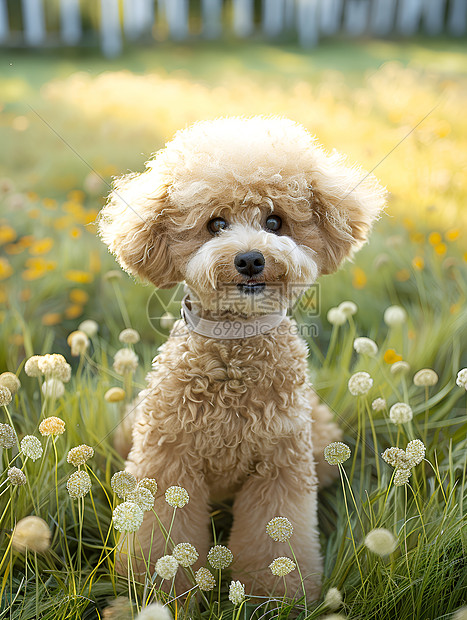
[0,40,467,619]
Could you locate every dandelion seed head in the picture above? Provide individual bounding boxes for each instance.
[0,385,12,406]
[324,587,343,610]
[111,471,137,499]
[269,557,296,576]
[137,478,158,497]
[136,603,173,620]
[0,372,21,394]
[104,387,126,402]
[8,467,26,485]
[172,542,199,567]
[67,470,92,499]
[12,516,51,553]
[112,502,144,532]
[37,354,71,383]
[165,485,189,508]
[119,328,140,344]
[195,567,216,591]
[413,368,438,387]
[67,444,94,466]
[20,435,42,461]
[78,319,99,337]
[229,580,245,606]
[348,371,373,396]
[155,555,179,580]
[67,330,90,356]
[339,301,358,316]
[39,416,66,436]
[389,402,413,424]
[455,368,467,390]
[384,305,407,327]
[393,468,412,486]
[113,348,138,375]
[353,337,378,356]
[0,422,16,448]
[24,355,43,377]
[208,545,233,569]
[390,361,411,375]
[126,487,154,512]
[371,397,387,412]
[405,439,425,467]
[266,516,293,542]
[327,307,347,326]
[41,378,65,399]
[364,528,397,556]
[382,447,410,469]
[324,442,351,465]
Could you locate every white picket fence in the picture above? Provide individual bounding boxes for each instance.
[0,0,465,57]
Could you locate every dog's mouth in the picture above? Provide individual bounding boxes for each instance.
[237,280,266,295]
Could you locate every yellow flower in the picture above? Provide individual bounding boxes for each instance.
[446,228,460,242]
[0,258,13,280]
[69,227,82,239]
[69,288,89,304]
[396,269,410,282]
[65,271,93,284]
[0,226,17,244]
[412,256,424,270]
[383,349,403,364]
[65,305,83,319]
[42,313,62,326]
[39,416,66,436]
[434,243,447,256]
[104,387,126,402]
[29,238,54,255]
[67,189,85,203]
[428,232,442,245]
[22,268,46,281]
[352,266,367,289]
[42,198,57,210]
[28,208,40,219]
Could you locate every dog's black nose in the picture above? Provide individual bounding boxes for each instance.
[234,251,265,276]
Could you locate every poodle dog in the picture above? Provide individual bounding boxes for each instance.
[99,116,385,600]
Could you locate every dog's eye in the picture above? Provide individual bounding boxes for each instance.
[207,217,228,235]
[265,215,282,232]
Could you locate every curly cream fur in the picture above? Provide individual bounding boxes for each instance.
[99,116,385,599]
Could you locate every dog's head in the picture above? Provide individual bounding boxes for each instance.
[99,117,386,315]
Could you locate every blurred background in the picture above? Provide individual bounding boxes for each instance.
[1,0,466,368]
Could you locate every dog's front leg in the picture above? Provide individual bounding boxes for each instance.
[228,464,322,601]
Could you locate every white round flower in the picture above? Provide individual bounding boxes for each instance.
[165,486,189,508]
[413,368,438,387]
[67,470,92,499]
[207,545,233,569]
[229,580,245,606]
[111,471,137,499]
[269,557,296,576]
[137,478,158,497]
[119,328,140,344]
[12,516,51,554]
[0,372,21,394]
[67,444,94,466]
[348,371,373,396]
[324,587,343,610]
[353,337,378,356]
[41,378,65,399]
[382,447,409,470]
[393,468,412,486]
[20,435,43,461]
[79,319,99,337]
[364,528,397,556]
[136,603,173,620]
[405,439,426,467]
[195,567,216,591]
[389,402,413,425]
[455,368,467,390]
[384,305,407,327]
[8,467,27,486]
[0,385,12,406]
[390,361,411,375]
[338,301,358,316]
[127,487,154,512]
[266,516,293,542]
[172,542,199,567]
[113,348,139,375]
[0,423,16,448]
[324,442,351,465]
[371,398,387,412]
[155,555,179,580]
[38,354,70,379]
[67,331,90,356]
[24,355,43,377]
[112,501,144,532]
[327,307,347,326]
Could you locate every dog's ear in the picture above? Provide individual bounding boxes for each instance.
[309,149,387,275]
[99,167,181,288]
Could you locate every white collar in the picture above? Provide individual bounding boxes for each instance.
[180,295,287,340]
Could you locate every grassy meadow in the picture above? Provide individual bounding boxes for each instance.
[0,39,467,619]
